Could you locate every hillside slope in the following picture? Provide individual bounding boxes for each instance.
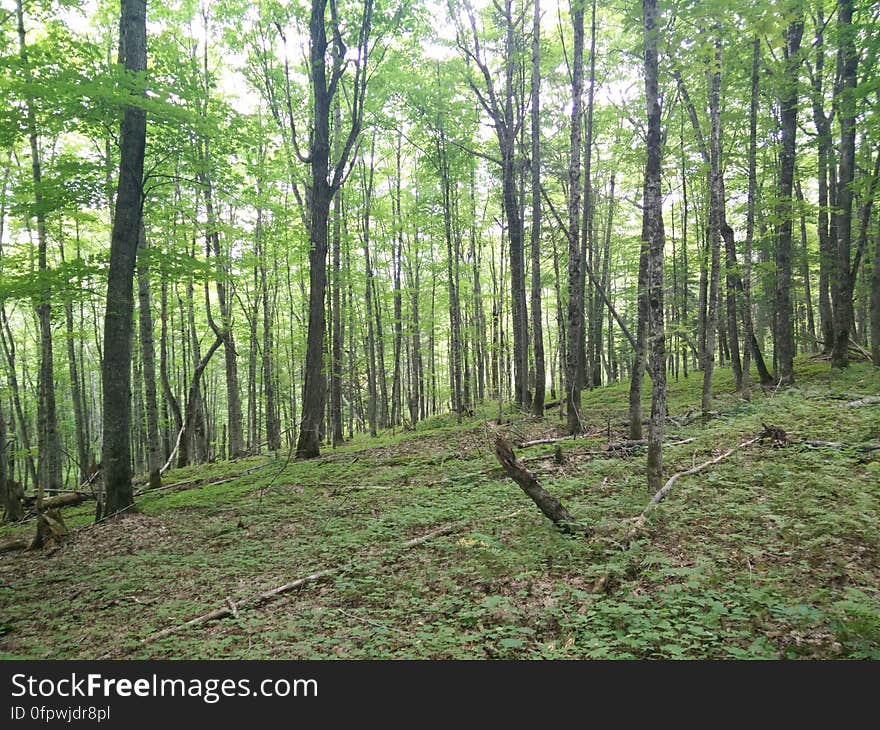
[1,359,878,659]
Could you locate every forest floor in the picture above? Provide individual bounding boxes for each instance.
[1,357,879,659]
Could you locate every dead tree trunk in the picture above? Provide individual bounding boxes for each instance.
[494,434,590,534]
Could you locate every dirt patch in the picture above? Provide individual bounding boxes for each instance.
[0,513,173,583]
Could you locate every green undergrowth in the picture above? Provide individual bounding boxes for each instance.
[1,357,878,659]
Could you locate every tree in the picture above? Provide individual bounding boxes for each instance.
[830,0,856,369]
[566,0,585,434]
[529,0,545,416]
[642,0,665,492]
[100,0,147,516]
[775,13,804,385]
[16,0,62,501]
[453,0,530,410]
[296,0,374,459]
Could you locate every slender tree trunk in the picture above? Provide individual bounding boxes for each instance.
[159,274,183,463]
[795,180,817,348]
[258,207,280,452]
[871,222,880,366]
[59,231,89,483]
[100,0,147,515]
[136,222,161,489]
[831,0,856,369]
[390,132,404,427]
[496,0,529,411]
[566,0,585,434]
[596,174,614,387]
[529,0,545,416]
[362,148,379,437]
[643,0,666,492]
[579,0,597,390]
[811,11,834,354]
[17,0,61,501]
[438,127,462,418]
[776,16,804,383]
[330,103,345,446]
[629,198,648,439]
[703,39,723,414]
[295,0,373,458]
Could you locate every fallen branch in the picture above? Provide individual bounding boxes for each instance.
[846,395,880,407]
[518,435,571,448]
[100,520,465,659]
[801,439,880,452]
[629,434,763,536]
[108,568,337,656]
[494,434,591,535]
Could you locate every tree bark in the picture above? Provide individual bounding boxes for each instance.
[776,16,804,384]
[830,0,856,369]
[643,0,666,493]
[566,0,585,434]
[330,102,345,446]
[100,0,147,516]
[872,222,880,366]
[529,0,545,416]
[17,0,62,501]
[702,41,723,414]
[296,0,373,458]
[494,434,589,534]
[136,222,161,490]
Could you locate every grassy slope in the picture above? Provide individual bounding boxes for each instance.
[1,358,878,659]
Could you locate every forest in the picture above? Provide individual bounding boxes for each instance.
[0,0,878,660]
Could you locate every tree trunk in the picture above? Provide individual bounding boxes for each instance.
[159,274,183,462]
[17,0,62,501]
[136,222,161,490]
[529,0,545,416]
[330,103,345,446]
[1,394,22,522]
[810,10,834,354]
[776,16,804,383]
[390,132,404,427]
[362,144,379,437]
[566,0,585,434]
[871,222,880,366]
[703,40,723,414]
[629,212,648,440]
[643,0,666,493]
[579,0,597,391]
[831,0,856,369]
[795,180,817,348]
[100,0,147,516]
[60,232,89,483]
[296,0,373,458]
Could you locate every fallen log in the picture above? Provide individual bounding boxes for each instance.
[494,434,591,535]
[0,536,30,553]
[39,492,92,511]
[846,395,880,407]
[606,435,690,450]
